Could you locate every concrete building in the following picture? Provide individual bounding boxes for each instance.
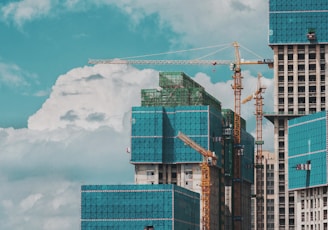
[288,111,328,229]
[266,1,328,229]
[251,151,275,230]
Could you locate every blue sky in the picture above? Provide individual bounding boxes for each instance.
[0,1,275,229]
[0,0,273,128]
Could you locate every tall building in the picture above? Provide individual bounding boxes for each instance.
[251,151,275,230]
[131,72,254,229]
[266,1,328,229]
[288,111,328,229]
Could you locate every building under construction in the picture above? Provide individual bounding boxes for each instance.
[80,71,254,230]
[133,72,254,229]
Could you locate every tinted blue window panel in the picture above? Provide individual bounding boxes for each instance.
[81,184,200,230]
[241,129,255,183]
[288,112,326,157]
[209,106,223,168]
[288,111,328,190]
[131,105,224,165]
[174,135,204,163]
[131,137,163,162]
[269,0,328,44]
[175,106,209,136]
[270,0,328,11]
[289,151,327,190]
[132,107,163,137]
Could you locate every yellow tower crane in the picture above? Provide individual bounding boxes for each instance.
[242,73,266,230]
[177,131,218,230]
[88,42,273,230]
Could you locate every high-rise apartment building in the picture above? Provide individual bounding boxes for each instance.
[251,151,275,230]
[266,1,328,229]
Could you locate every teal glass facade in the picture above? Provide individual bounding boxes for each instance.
[269,0,328,44]
[131,105,223,167]
[241,129,255,184]
[81,184,200,230]
[288,111,328,190]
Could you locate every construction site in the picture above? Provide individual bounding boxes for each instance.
[81,1,328,230]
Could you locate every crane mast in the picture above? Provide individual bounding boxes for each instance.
[177,131,217,230]
[242,73,266,230]
[230,41,244,230]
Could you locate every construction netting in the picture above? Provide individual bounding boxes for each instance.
[141,72,222,111]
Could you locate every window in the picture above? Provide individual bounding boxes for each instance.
[288,65,293,71]
[309,53,316,59]
[309,97,316,103]
[298,97,305,103]
[299,45,305,50]
[298,65,305,71]
[147,171,154,178]
[278,65,284,71]
[309,64,316,70]
[321,75,325,81]
[288,87,293,93]
[184,170,193,180]
[298,75,305,81]
[288,76,293,82]
[279,87,284,93]
[288,98,293,104]
[309,75,316,81]
[298,53,305,60]
[298,86,305,92]
[320,53,325,60]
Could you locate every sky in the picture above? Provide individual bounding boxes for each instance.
[0,1,274,229]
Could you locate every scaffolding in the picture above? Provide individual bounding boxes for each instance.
[141,72,222,112]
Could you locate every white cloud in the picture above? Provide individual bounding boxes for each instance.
[0,126,135,230]
[28,64,158,131]
[0,62,34,88]
[104,0,271,57]
[20,193,43,212]
[1,1,272,58]
[1,0,52,27]
[0,63,275,229]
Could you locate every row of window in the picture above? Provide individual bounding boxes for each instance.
[278,44,326,51]
[278,52,325,60]
[278,97,326,104]
[301,197,328,209]
[278,64,325,71]
[278,75,326,82]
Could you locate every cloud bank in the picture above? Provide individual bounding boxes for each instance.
[0,0,271,56]
[0,64,273,229]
